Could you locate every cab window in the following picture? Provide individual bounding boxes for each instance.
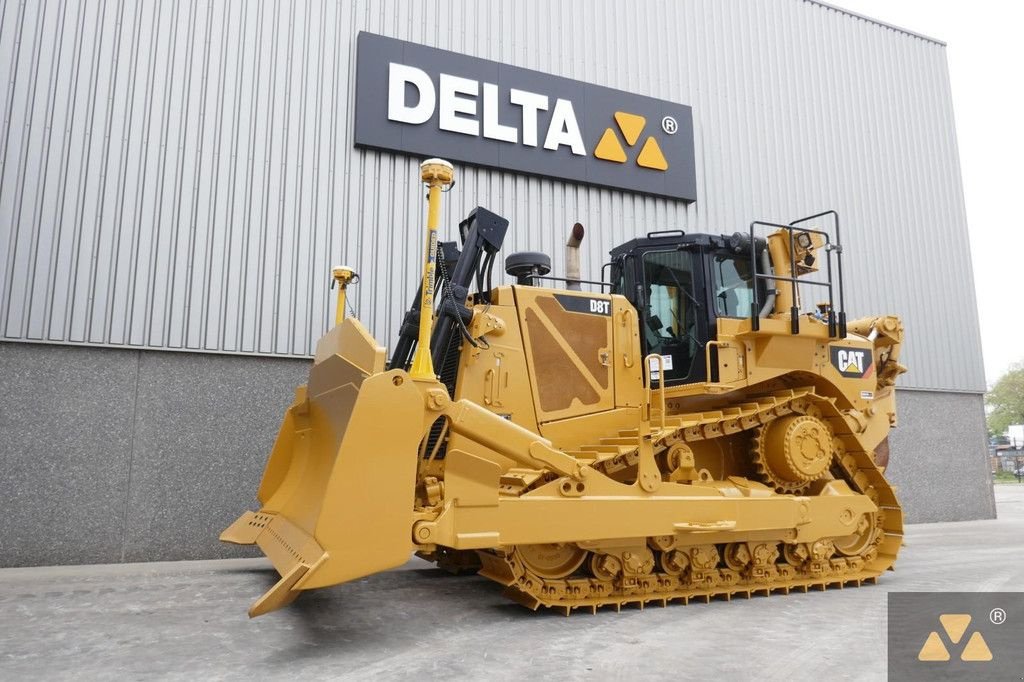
[711,251,758,318]
[641,250,699,382]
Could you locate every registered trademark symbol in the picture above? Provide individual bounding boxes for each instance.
[661,116,678,135]
[990,607,1006,625]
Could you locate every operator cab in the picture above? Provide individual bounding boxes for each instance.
[609,230,768,386]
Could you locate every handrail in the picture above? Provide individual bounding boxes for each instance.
[791,210,845,338]
[643,354,667,431]
[705,340,728,383]
[621,308,636,368]
[748,212,844,338]
[525,274,613,289]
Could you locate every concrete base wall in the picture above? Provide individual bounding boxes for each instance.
[0,342,995,567]
[1,342,308,567]
[886,389,996,523]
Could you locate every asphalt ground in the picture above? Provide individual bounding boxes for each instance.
[2,485,1022,681]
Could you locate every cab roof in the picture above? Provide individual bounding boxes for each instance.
[609,231,761,258]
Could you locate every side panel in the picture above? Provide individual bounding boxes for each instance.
[447,300,540,470]
[451,302,539,430]
[515,287,615,423]
[721,316,879,413]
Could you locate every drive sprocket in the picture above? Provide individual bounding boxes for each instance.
[752,414,834,493]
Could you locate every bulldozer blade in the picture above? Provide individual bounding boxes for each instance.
[248,561,311,618]
[221,318,434,616]
[219,511,262,545]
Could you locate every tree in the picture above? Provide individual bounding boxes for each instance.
[986,362,1024,438]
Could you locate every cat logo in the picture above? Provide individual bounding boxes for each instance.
[594,112,669,171]
[829,345,873,379]
[917,614,993,662]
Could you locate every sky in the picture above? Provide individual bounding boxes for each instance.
[829,1,1024,386]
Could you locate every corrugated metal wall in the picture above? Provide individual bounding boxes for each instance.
[0,0,985,392]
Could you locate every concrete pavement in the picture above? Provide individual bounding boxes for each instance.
[2,486,1023,681]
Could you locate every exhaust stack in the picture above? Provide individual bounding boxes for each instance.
[565,222,585,291]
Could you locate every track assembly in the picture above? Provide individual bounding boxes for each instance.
[469,389,900,613]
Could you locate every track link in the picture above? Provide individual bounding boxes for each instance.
[478,542,883,614]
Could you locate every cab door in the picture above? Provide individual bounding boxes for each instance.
[704,246,767,383]
[636,248,709,385]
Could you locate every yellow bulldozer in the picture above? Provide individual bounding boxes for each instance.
[222,159,906,616]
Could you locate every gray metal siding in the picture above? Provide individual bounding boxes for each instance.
[0,0,985,392]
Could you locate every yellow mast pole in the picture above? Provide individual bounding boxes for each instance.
[331,266,358,326]
[409,158,455,381]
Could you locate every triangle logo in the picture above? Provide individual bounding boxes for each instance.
[593,111,669,171]
[594,128,627,163]
[917,631,950,661]
[637,137,668,170]
[960,632,993,662]
[614,112,646,146]
[938,614,971,644]
[916,614,994,663]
